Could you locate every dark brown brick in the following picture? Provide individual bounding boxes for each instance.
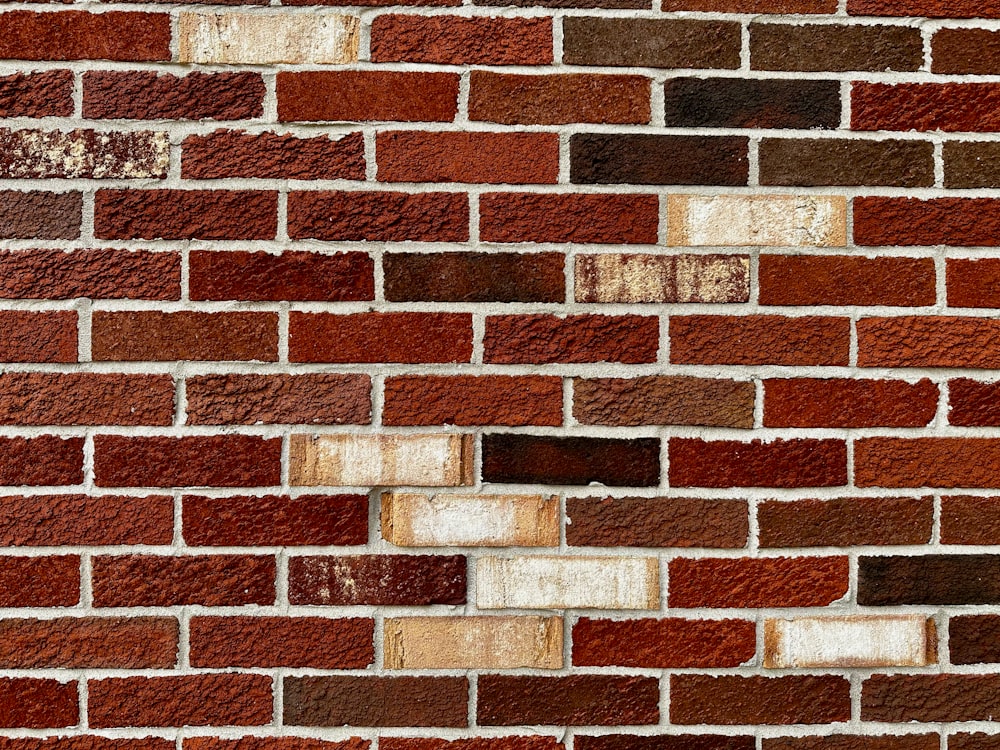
[0,70,73,117]
[0,191,80,239]
[285,677,468,727]
[950,736,1000,750]
[765,737,937,750]
[383,375,562,426]
[482,434,660,487]
[574,376,754,427]
[663,78,840,129]
[759,139,934,187]
[0,617,176,669]
[570,134,748,186]
[0,249,179,300]
[573,618,755,667]
[0,311,76,363]
[0,437,83,486]
[950,615,1000,664]
[478,676,659,726]
[484,314,658,364]
[566,496,748,548]
[0,494,172,547]
[0,556,79,607]
[859,555,1000,605]
[764,378,938,428]
[288,555,466,605]
[933,28,1000,74]
[946,144,1000,188]
[182,130,365,180]
[384,252,564,303]
[83,71,263,120]
[92,554,275,607]
[942,496,1000,545]
[670,438,847,488]
[563,18,740,68]
[759,497,934,548]
[671,676,851,725]
[183,494,367,547]
[862,675,1000,722]
[751,23,923,72]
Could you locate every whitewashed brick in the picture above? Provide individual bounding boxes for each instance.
[764,615,935,668]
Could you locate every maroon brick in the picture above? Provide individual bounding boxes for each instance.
[383,375,563,426]
[383,741,559,750]
[948,258,1000,308]
[669,438,847,488]
[943,496,1000,545]
[856,198,1000,247]
[484,314,658,364]
[0,556,79,607]
[288,555,466,605]
[0,738,174,750]
[0,373,173,426]
[0,249,179,300]
[371,15,552,64]
[0,311,76,363]
[933,28,1000,74]
[182,130,365,180]
[862,675,1000,722]
[853,83,1000,132]
[0,494,172,547]
[950,736,1000,750]
[759,497,934,548]
[288,191,468,242]
[859,555,1000,605]
[572,618,755,667]
[0,437,83,486]
[849,0,1000,16]
[186,740,367,750]
[0,190,80,239]
[0,70,73,117]
[763,378,938,428]
[563,17,740,69]
[84,71,264,120]
[948,379,1000,426]
[671,675,850,725]
[855,438,1000,488]
[278,72,458,122]
[0,617,177,669]
[765,737,937,750]
[670,316,850,366]
[577,738,753,750]
[0,12,170,61]
[759,255,936,306]
[949,615,1000,664]
[478,676,658,726]
[0,678,77,728]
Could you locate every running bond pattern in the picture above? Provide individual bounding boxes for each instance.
[3,0,1000,748]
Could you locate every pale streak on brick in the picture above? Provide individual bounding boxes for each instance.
[477,556,659,610]
[0,129,169,179]
[667,195,848,247]
[384,616,563,669]
[575,253,749,303]
[381,492,559,547]
[289,434,474,487]
[178,13,360,64]
[764,615,936,668]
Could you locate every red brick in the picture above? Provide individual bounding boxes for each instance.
[288,555,466,605]
[669,556,849,608]
[759,255,935,306]
[484,314,658,364]
[470,72,651,124]
[0,738,174,750]
[947,379,1000,426]
[0,249,179,300]
[278,72,458,122]
[670,316,850,366]
[88,674,272,728]
[862,675,1000,722]
[371,16,551,64]
[186,374,370,426]
[0,556,79,607]
[947,258,1000,308]
[0,617,176,668]
[0,311,76,363]
[577,738,751,750]
[190,250,373,302]
[0,12,169,61]
[853,83,1000,132]
[0,436,82,486]
[856,198,1000,246]
[0,494,171,547]
[0,190,80,239]
[186,741,368,750]
[190,617,372,668]
[92,311,277,362]
[376,132,559,184]
[84,71,264,120]
[764,378,938,428]
[942,496,1000,545]
[766,737,937,750]
[671,675,850,725]
[478,675,658,726]
[480,193,658,244]
[0,70,73,117]
[92,554,275,607]
[289,312,472,364]
[288,191,468,242]
[383,375,562,426]
[0,678,77,728]
[858,316,1000,368]
[669,438,847,488]
[572,618,755,667]
[182,130,365,180]
[0,373,172,426]
[759,496,934,547]
[382,741,559,750]
[666,0,835,8]
[94,435,280,488]
[183,494,367,547]
[856,438,1000,488]
[94,189,277,240]
[849,0,1000,17]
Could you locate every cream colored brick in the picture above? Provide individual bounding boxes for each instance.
[382,492,559,547]
[764,615,935,668]
[384,616,563,669]
[178,13,360,64]
[667,195,847,247]
[477,556,659,610]
[575,253,749,303]
[289,434,474,487]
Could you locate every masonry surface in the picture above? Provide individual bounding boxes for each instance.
[3,0,1000,747]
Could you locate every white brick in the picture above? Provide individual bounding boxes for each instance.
[178,13,360,64]
[381,492,559,547]
[477,556,659,610]
[764,615,935,668]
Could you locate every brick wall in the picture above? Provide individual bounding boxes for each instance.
[1,0,1000,746]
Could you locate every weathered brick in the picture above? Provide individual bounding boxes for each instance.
[278,72,458,122]
[477,556,659,609]
[183,130,365,180]
[759,255,935,306]
[862,675,1000,722]
[383,376,562,426]
[478,676,659,726]
[84,71,264,120]
[0,617,177,669]
[0,191,80,240]
[670,556,849,608]
[384,616,562,669]
[0,437,83,486]
[763,378,938,428]
[574,376,754,427]
[0,129,168,179]
[0,556,79,607]
[664,78,840,129]
[573,618,755,668]
[856,198,1000,246]
[758,496,934,548]
[853,84,1000,132]
[563,18,740,68]
[751,24,923,72]
[183,493,368,547]
[0,11,170,61]
[0,679,77,728]
[671,675,850,725]
[566,495,748,548]
[671,316,850,366]
[575,253,749,303]
[764,616,934,668]
[289,555,466,605]
[485,314,658,364]
[942,496,1000,544]
[859,554,1000,605]
[0,311,76,363]
[371,15,551,64]
[0,70,73,117]
[92,554,275,607]
[0,494,173,546]
[290,434,473,487]
[381,492,559,547]
[0,249,179,300]
[949,615,1000,664]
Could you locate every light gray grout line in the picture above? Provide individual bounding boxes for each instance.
[278,301,290,364]
[934,141,945,188]
[553,13,563,65]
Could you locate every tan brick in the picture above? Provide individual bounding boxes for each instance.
[179,13,360,64]
[764,615,935,668]
[289,434,474,487]
[381,492,559,547]
[384,616,563,669]
[477,556,659,610]
[575,253,749,304]
[667,195,847,247]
